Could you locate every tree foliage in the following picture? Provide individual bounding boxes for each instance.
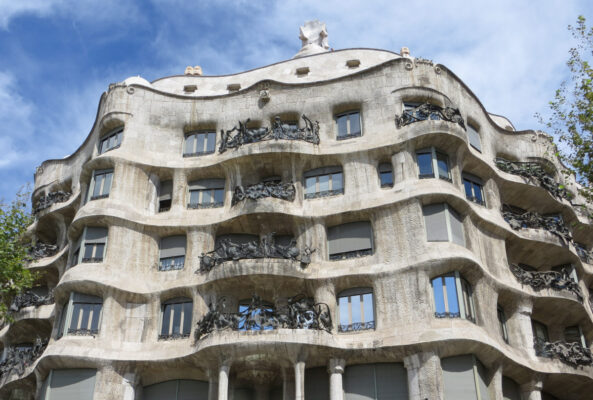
[0,189,36,322]
[540,16,593,201]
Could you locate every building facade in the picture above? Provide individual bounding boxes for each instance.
[1,21,593,400]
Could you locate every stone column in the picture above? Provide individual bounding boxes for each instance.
[328,358,345,400]
[403,352,443,400]
[489,363,503,400]
[520,379,543,400]
[509,300,535,357]
[218,362,232,400]
[171,169,185,211]
[122,373,136,400]
[294,360,305,400]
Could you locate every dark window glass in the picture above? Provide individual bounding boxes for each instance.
[417,152,433,178]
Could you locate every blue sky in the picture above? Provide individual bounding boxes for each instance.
[0,0,591,203]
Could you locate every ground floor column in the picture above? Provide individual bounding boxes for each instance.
[328,358,345,400]
[403,351,444,400]
[520,380,543,400]
[294,360,305,400]
[218,362,231,400]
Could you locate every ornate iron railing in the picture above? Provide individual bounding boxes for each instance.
[394,102,465,130]
[67,328,99,336]
[187,201,224,209]
[304,188,344,199]
[510,264,583,301]
[502,205,572,244]
[33,191,71,214]
[232,181,296,205]
[435,311,462,319]
[0,339,47,379]
[158,332,190,340]
[10,289,54,312]
[495,158,570,200]
[219,115,320,153]
[198,233,314,272]
[329,249,372,261]
[158,256,185,271]
[28,242,58,260]
[195,294,331,340]
[338,321,375,332]
[534,337,593,367]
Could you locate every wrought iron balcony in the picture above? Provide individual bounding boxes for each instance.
[502,205,572,243]
[338,321,375,332]
[495,157,570,200]
[219,115,320,153]
[187,201,224,209]
[329,248,372,261]
[534,337,593,367]
[158,332,190,341]
[9,289,54,312]
[158,256,185,271]
[195,294,331,340]
[0,339,48,379]
[198,233,314,272]
[67,328,99,336]
[28,242,58,260]
[232,181,296,205]
[394,102,465,130]
[33,191,72,214]
[510,264,583,301]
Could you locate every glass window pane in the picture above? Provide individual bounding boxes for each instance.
[206,133,216,153]
[201,189,212,205]
[161,305,172,335]
[473,182,483,203]
[91,304,101,331]
[196,134,205,154]
[94,244,105,260]
[337,115,348,137]
[92,175,104,197]
[462,282,473,319]
[172,303,182,334]
[436,153,449,179]
[214,189,224,204]
[189,190,200,205]
[444,276,459,315]
[432,278,446,314]
[102,172,112,195]
[116,131,123,146]
[70,304,82,330]
[332,173,343,192]
[100,138,108,154]
[79,304,90,329]
[305,177,317,195]
[380,171,393,186]
[184,135,194,155]
[182,302,192,334]
[362,293,373,322]
[349,113,361,135]
[351,295,362,323]
[417,152,433,177]
[463,179,473,199]
[338,297,350,326]
[319,174,330,192]
[83,244,94,260]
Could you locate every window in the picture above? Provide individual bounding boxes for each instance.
[238,300,274,331]
[188,179,225,209]
[343,363,408,400]
[71,227,108,266]
[327,221,373,260]
[441,355,490,400]
[159,236,186,271]
[551,264,578,283]
[497,305,509,343]
[467,124,482,152]
[98,127,123,154]
[143,380,209,400]
[58,293,103,337]
[335,111,361,139]
[564,326,586,347]
[431,272,475,322]
[88,169,113,200]
[158,180,172,212]
[160,298,192,339]
[304,166,344,199]
[423,203,465,246]
[183,131,216,157]
[338,288,374,332]
[532,320,550,356]
[378,163,393,188]
[416,148,451,181]
[463,173,485,205]
[39,369,97,400]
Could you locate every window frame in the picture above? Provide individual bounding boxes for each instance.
[158,179,173,213]
[159,297,193,339]
[327,221,374,261]
[467,123,482,152]
[187,179,225,209]
[564,325,587,347]
[303,166,344,199]
[337,287,375,332]
[183,131,216,157]
[431,271,475,322]
[159,235,186,271]
[416,147,451,182]
[71,226,108,266]
[462,173,485,206]
[497,305,509,343]
[335,110,362,140]
[98,127,123,154]
[58,293,103,338]
[423,203,465,246]
[87,169,113,201]
[378,162,394,188]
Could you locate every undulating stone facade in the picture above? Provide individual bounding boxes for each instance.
[2,21,593,400]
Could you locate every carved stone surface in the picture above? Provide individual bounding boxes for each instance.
[28,242,58,260]
[219,115,319,153]
[576,243,592,264]
[502,204,572,244]
[510,264,583,301]
[33,191,71,214]
[195,294,331,340]
[0,339,47,380]
[232,181,296,205]
[495,158,569,200]
[9,289,54,312]
[534,337,593,367]
[293,20,330,58]
[199,233,314,272]
[395,102,465,130]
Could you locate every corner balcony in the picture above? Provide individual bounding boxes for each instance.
[509,264,583,302]
[534,337,593,368]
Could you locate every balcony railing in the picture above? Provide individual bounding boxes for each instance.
[28,242,58,260]
[232,181,296,205]
[495,157,570,200]
[338,321,375,332]
[33,190,72,214]
[9,289,54,312]
[0,339,48,379]
[394,102,465,130]
[510,264,583,301]
[502,205,572,244]
[195,294,331,340]
[534,337,593,367]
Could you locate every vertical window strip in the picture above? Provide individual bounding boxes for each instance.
[184,132,216,157]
